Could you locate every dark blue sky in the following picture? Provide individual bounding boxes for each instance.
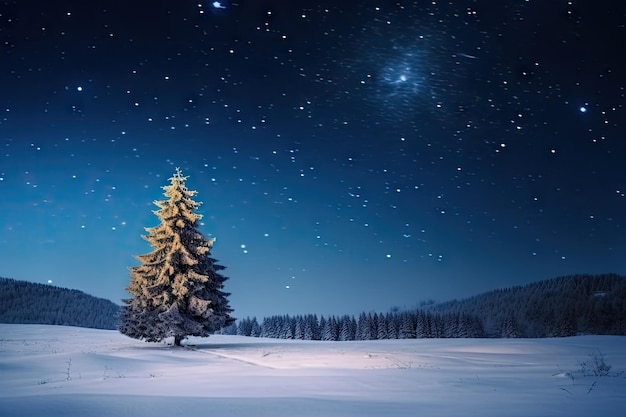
[1,1,625,319]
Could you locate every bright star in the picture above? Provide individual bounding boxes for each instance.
[212,1,225,8]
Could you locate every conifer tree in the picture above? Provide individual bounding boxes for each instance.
[119,168,234,346]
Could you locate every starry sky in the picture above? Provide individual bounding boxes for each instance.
[1,1,625,319]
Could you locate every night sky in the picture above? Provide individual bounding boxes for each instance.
[1,1,625,319]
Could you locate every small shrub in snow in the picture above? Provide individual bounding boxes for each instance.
[579,350,611,376]
[65,358,72,381]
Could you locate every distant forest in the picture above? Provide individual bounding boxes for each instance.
[2,274,625,338]
[231,274,626,340]
[426,273,626,338]
[0,277,120,329]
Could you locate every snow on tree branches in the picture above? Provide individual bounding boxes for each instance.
[119,168,234,346]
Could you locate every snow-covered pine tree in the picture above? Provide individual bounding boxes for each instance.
[376,313,388,340]
[119,168,234,346]
[339,316,352,341]
[303,314,320,340]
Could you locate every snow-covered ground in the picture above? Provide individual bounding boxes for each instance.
[0,324,624,416]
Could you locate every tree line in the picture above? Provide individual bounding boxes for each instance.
[3,273,624,339]
[230,274,626,340]
[426,273,626,338]
[0,277,120,329]
[229,310,485,340]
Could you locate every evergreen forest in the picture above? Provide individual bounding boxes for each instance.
[231,274,626,340]
[2,273,625,338]
[0,277,120,329]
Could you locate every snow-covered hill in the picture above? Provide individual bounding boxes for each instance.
[1,324,625,416]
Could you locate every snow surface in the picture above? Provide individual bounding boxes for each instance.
[1,324,625,416]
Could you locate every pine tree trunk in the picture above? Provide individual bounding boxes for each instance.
[174,335,183,346]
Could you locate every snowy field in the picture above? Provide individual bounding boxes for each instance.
[1,324,625,416]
